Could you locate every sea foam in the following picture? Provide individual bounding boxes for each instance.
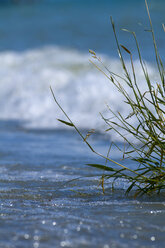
[0,46,159,132]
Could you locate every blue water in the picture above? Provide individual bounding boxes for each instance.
[0,0,164,129]
[0,0,165,59]
[0,120,165,248]
[0,1,165,247]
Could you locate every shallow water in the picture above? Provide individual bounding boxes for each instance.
[0,121,165,248]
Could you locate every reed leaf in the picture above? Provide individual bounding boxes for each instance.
[51,0,165,196]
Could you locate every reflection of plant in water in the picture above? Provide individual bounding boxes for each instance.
[51,0,165,196]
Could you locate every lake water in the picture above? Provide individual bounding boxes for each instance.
[0,0,165,247]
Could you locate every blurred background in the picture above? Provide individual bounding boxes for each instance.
[0,0,164,131]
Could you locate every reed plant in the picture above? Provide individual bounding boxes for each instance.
[51,0,165,196]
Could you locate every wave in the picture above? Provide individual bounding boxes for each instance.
[0,46,159,133]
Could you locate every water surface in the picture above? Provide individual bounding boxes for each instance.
[0,1,165,247]
[0,122,165,248]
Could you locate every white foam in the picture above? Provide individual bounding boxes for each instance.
[0,46,159,134]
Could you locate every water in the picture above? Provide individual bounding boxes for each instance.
[0,121,165,248]
[0,1,165,247]
[0,0,165,131]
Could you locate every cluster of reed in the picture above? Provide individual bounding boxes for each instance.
[51,0,165,196]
